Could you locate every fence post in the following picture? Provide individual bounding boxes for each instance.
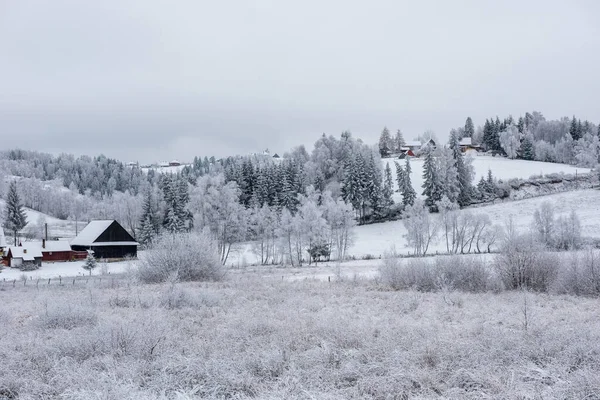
[48,278,51,285]
[59,276,62,285]
[13,280,16,287]
[72,278,75,286]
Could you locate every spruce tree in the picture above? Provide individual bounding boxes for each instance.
[82,252,98,275]
[378,127,393,157]
[394,129,406,152]
[449,131,471,206]
[521,133,535,160]
[394,161,406,193]
[464,117,475,137]
[138,187,159,247]
[402,158,416,207]
[4,181,27,245]
[570,116,582,141]
[422,148,442,211]
[382,162,394,210]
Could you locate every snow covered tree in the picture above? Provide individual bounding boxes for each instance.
[555,210,581,250]
[382,162,394,210]
[401,158,416,207]
[4,180,27,245]
[321,192,355,261]
[403,199,438,256]
[574,132,600,167]
[464,117,475,137]
[520,132,535,160]
[394,129,406,153]
[437,147,460,204]
[499,124,521,159]
[138,187,160,247]
[570,116,582,141]
[82,251,98,275]
[422,147,442,211]
[533,201,555,247]
[449,129,473,207]
[378,127,393,157]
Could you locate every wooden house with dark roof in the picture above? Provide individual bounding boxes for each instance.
[70,220,138,259]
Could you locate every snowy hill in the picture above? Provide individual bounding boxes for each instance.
[383,154,590,201]
[0,199,78,240]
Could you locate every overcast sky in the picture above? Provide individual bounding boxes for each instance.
[1,0,599,163]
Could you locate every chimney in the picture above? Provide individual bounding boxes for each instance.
[23,249,27,254]
[42,239,46,249]
[45,223,48,241]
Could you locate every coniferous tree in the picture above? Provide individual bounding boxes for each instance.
[422,148,442,211]
[402,157,416,207]
[394,129,406,153]
[394,161,406,193]
[4,181,27,245]
[364,153,383,219]
[521,133,535,160]
[382,162,394,211]
[464,117,475,137]
[483,119,493,151]
[138,187,160,247]
[449,130,472,206]
[378,127,393,157]
[570,116,583,141]
[82,252,98,275]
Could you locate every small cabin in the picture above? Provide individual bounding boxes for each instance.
[71,220,138,259]
[5,246,43,268]
[169,160,181,167]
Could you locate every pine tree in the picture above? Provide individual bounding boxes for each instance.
[82,252,98,275]
[464,117,475,137]
[382,162,394,210]
[4,181,27,245]
[517,116,525,133]
[394,129,406,152]
[521,133,535,160]
[448,130,471,206]
[402,158,416,207]
[570,116,582,141]
[364,153,383,220]
[138,188,159,247]
[483,119,492,151]
[422,148,442,210]
[378,127,393,157]
[394,161,406,193]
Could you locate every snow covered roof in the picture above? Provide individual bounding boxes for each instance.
[8,246,43,261]
[70,220,114,247]
[459,137,472,146]
[25,240,72,253]
[70,220,139,247]
[405,141,422,147]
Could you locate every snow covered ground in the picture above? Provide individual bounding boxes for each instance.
[0,259,136,281]
[383,154,590,202]
[230,188,600,265]
[0,199,78,239]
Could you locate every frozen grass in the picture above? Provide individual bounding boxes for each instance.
[1,275,599,399]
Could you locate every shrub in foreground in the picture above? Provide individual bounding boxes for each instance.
[136,232,224,283]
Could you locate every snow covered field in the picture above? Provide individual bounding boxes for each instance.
[229,188,600,266]
[383,154,590,201]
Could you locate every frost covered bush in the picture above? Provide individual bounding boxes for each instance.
[494,234,558,291]
[380,255,498,293]
[437,256,498,292]
[553,249,600,296]
[136,232,224,283]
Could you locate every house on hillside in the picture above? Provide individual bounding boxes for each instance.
[397,149,415,159]
[169,160,181,167]
[459,137,481,152]
[403,141,422,153]
[5,246,43,268]
[70,220,138,259]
